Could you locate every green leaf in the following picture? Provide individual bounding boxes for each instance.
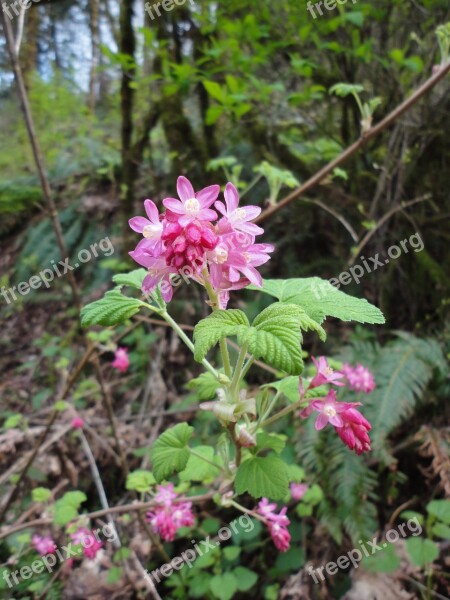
[233,566,258,591]
[107,567,123,584]
[237,304,305,375]
[287,464,305,482]
[275,546,305,572]
[187,372,221,400]
[362,543,401,573]
[302,484,323,506]
[3,414,22,429]
[54,491,87,525]
[32,487,52,503]
[113,269,147,290]
[427,499,450,524]
[432,522,450,540]
[209,573,238,600]
[235,456,289,500]
[81,289,145,327]
[329,83,365,97]
[151,423,194,482]
[254,278,385,325]
[125,470,156,493]
[296,503,313,517]
[253,302,326,341]
[223,546,241,561]
[179,446,219,482]
[405,538,439,567]
[193,310,249,362]
[204,81,227,103]
[263,376,300,403]
[256,432,286,454]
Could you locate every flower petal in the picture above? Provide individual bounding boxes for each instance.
[224,182,239,212]
[315,413,329,430]
[129,216,149,233]
[144,199,160,223]
[197,184,220,207]
[163,197,185,214]
[177,176,195,202]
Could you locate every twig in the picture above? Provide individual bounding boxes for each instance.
[255,62,450,224]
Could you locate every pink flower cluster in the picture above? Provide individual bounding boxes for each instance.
[290,483,309,501]
[129,177,273,308]
[32,534,56,556]
[70,527,103,559]
[111,347,130,373]
[146,483,195,542]
[257,498,291,552]
[342,363,376,393]
[300,357,374,455]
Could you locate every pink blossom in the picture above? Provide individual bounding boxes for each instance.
[335,407,372,455]
[146,484,195,542]
[162,176,219,226]
[111,347,129,373]
[256,498,291,553]
[129,176,272,308]
[32,534,57,556]
[300,390,357,430]
[290,483,309,501]
[342,363,375,393]
[309,356,345,389]
[71,416,84,429]
[70,528,103,559]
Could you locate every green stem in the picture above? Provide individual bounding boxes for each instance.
[228,499,267,524]
[230,342,248,397]
[201,267,232,379]
[260,398,304,428]
[189,449,223,473]
[161,309,219,379]
[240,356,255,381]
[255,391,281,430]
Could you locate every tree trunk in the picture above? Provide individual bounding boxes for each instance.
[88,0,100,112]
[21,5,39,88]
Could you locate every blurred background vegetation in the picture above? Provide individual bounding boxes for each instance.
[0,0,449,598]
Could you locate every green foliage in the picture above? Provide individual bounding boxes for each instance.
[53,491,87,525]
[32,487,52,503]
[235,455,290,499]
[125,470,156,492]
[193,310,249,362]
[255,278,385,325]
[80,289,146,327]
[405,538,440,567]
[113,269,147,290]
[151,423,194,482]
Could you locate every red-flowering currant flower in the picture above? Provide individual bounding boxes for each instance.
[32,534,57,556]
[70,528,103,559]
[342,363,376,393]
[129,176,273,309]
[335,407,372,455]
[146,484,195,542]
[71,416,84,429]
[290,483,309,501]
[308,356,345,389]
[300,390,358,430]
[111,347,129,373]
[256,498,291,553]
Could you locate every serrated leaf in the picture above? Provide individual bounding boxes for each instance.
[193,310,249,362]
[256,432,286,454]
[362,543,401,573]
[151,423,194,482]
[235,456,289,500]
[32,487,52,503]
[203,80,227,103]
[209,573,238,600]
[432,522,450,539]
[81,289,145,327]
[427,499,450,524]
[125,470,155,492]
[329,83,365,97]
[187,372,221,400]
[254,278,385,325]
[405,538,439,567]
[233,566,257,591]
[264,376,300,403]
[179,446,219,482]
[113,269,147,290]
[53,491,87,525]
[239,305,304,375]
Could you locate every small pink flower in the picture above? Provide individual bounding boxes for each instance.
[342,363,375,393]
[162,176,219,227]
[309,356,345,389]
[215,183,264,236]
[335,407,372,455]
[71,416,84,429]
[300,390,357,430]
[146,484,195,542]
[70,528,103,559]
[111,347,129,373]
[256,498,291,553]
[128,199,164,256]
[32,534,56,556]
[290,483,308,501]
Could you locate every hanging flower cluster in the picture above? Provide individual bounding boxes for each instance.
[146,483,195,542]
[300,357,374,455]
[129,177,273,308]
[31,534,57,556]
[342,363,376,393]
[256,498,291,553]
[111,347,130,373]
[70,527,103,559]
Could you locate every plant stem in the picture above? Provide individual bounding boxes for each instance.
[189,449,224,472]
[255,391,281,430]
[230,342,248,397]
[260,398,304,428]
[160,309,219,379]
